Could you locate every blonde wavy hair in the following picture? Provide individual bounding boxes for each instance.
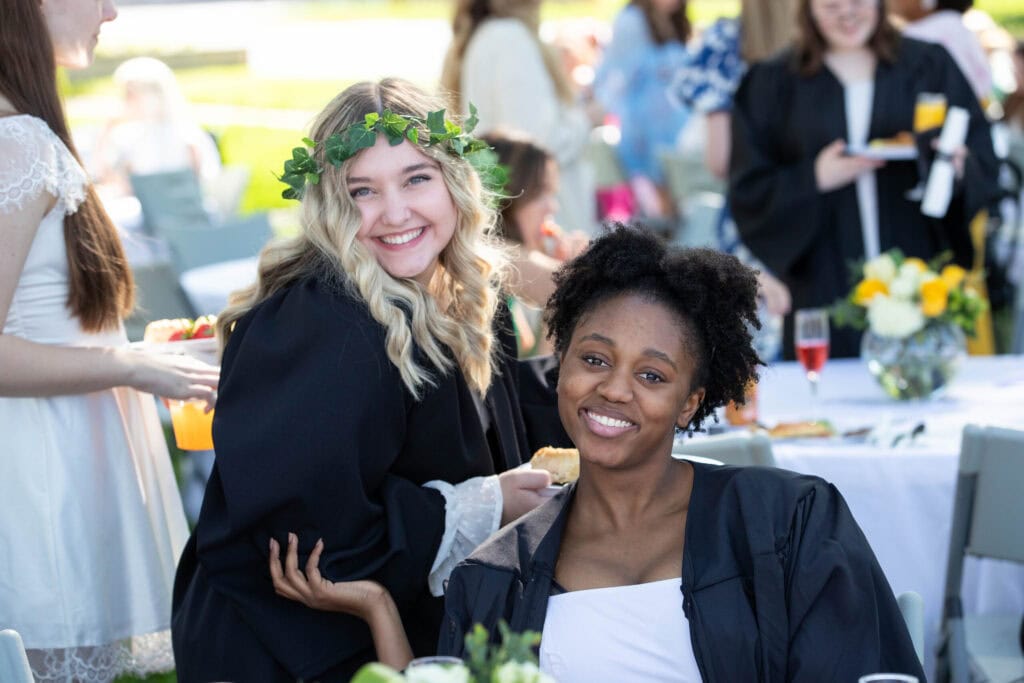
[440,0,573,112]
[217,79,508,399]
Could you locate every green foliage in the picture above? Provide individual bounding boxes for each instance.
[464,621,541,682]
[349,663,406,683]
[276,105,503,201]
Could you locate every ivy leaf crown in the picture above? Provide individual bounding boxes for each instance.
[278,103,506,200]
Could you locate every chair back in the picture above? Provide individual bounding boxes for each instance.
[131,169,212,236]
[0,630,34,683]
[897,591,925,666]
[160,213,273,272]
[672,431,775,468]
[124,262,198,342]
[938,424,1024,683]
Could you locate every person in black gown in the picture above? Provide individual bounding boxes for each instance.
[728,0,999,358]
[171,78,560,682]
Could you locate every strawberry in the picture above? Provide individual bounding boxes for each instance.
[191,323,214,339]
[168,329,189,342]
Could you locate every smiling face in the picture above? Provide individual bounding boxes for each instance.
[41,0,118,69]
[810,0,879,52]
[347,137,459,286]
[557,292,705,472]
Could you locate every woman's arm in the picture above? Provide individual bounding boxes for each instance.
[704,112,732,181]
[0,190,218,400]
[269,535,414,671]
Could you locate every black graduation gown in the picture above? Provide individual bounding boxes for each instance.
[171,271,546,682]
[729,38,999,358]
[439,462,925,682]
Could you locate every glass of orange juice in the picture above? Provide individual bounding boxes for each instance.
[913,92,948,133]
[168,399,215,451]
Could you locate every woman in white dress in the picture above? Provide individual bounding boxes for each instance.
[440,0,599,236]
[0,1,219,680]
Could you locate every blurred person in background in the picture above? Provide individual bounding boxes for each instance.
[670,0,797,326]
[93,57,221,198]
[441,0,599,236]
[482,130,589,356]
[729,0,999,358]
[890,0,993,103]
[592,0,692,220]
[0,1,219,681]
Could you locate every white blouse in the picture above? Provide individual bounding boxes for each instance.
[539,578,703,682]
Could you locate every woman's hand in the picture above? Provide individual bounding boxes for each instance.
[269,534,414,670]
[756,271,792,317]
[498,468,552,525]
[815,139,885,193]
[270,534,390,618]
[120,349,219,406]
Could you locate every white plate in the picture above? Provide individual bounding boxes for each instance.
[846,144,917,161]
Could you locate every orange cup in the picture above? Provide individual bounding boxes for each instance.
[168,399,215,451]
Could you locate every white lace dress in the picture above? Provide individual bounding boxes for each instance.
[0,115,189,683]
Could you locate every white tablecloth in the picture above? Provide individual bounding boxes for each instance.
[179,256,259,316]
[757,356,1024,675]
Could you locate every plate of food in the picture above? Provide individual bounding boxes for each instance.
[130,316,220,364]
[847,132,917,160]
[762,420,837,440]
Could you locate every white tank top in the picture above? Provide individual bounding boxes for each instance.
[538,578,703,682]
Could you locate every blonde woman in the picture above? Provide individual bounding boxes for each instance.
[171,78,554,682]
[441,0,598,235]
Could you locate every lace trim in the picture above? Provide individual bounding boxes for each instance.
[424,475,503,596]
[0,115,88,216]
[25,630,175,683]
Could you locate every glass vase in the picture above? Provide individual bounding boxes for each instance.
[860,323,967,400]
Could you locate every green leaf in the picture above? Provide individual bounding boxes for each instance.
[301,137,316,148]
[445,119,461,135]
[305,172,320,185]
[347,125,377,153]
[364,112,380,127]
[406,127,419,144]
[349,663,404,683]
[427,109,447,136]
[450,137,465,155]
[465,102,479,133]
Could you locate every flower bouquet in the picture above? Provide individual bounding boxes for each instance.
[831,250,985,400]
[350,623,555,683]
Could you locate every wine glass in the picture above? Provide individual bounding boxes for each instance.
[906,92,948,201]
[794,308,830,398]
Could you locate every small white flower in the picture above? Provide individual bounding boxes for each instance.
[867,297,925,338]
[491,661,556,683]
[864,254,897,284]
[404,663,471,683]
[889,272,919,300]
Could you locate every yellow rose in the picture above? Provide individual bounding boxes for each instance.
[903,257,928,274]
[920,277,949,317]
[940,264,966,289]
[853,278,889,305]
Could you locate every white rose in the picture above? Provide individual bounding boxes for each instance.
[867,297,925,338]
[864,254,897,284]
[491,661,556,683]
[405,663,471,683]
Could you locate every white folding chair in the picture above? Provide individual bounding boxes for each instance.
[0,630,34,683]
[937,425,1024,683]
[672,431,775,468]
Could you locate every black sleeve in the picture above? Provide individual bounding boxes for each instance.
[728,60,826,277]
[437,563,517,657]
[784,482,925,682]
[200,278,447,671]
[928,42,1000,267]
[516,354,572,452]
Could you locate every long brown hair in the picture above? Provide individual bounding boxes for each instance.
[795,0,901,75]
[631,0,691,45]
[440,0,574,112]
[0,0,133,332]
[740,0,798,63]
[481,130,554,245]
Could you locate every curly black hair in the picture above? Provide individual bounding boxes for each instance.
[544,225,763,431]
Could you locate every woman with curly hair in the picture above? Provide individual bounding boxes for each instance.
[171,78,556,682]
[270,225,923,679]
[439,225,924,680]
